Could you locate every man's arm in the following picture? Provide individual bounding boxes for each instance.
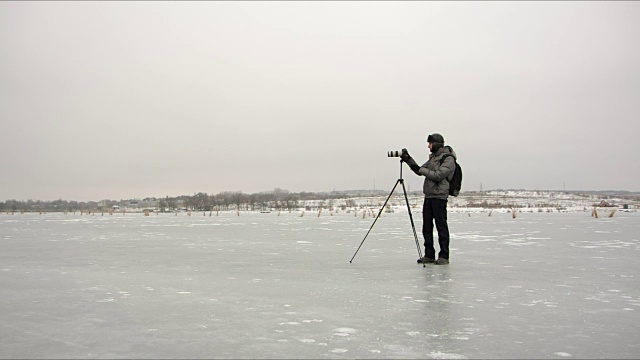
[401,149,423,175]
[419,155,455,182]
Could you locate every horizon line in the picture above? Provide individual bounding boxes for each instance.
[2,188,639,203]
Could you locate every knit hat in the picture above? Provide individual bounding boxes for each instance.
[427,133,445,153]
[427,133,445,144]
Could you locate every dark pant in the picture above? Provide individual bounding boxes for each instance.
[422,198,450,260]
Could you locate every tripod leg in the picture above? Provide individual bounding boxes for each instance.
[400,180,423,259]
[349,179,401,263]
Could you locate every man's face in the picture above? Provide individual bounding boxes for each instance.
[428,142,433,151]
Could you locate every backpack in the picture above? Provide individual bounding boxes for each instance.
[439,149,462,197]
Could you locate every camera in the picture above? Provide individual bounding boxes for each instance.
[387,150,403,157]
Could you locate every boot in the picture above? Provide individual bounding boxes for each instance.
[417,256,435,264]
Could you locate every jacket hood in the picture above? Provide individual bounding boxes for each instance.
[436,145,457,160]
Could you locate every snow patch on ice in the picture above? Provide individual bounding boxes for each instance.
[330,348,348,353]
[332,327,356,337]
[333,327,356,334]
[426,351,468,359]
[554,352,572,357]
[466,235,497,242]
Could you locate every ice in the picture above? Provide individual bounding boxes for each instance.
[0,211,639,358]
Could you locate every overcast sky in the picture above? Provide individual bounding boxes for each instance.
[1,1,639,201]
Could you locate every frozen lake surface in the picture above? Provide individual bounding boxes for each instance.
[1,211,639,359]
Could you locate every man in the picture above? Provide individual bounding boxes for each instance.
[401,133,456,265]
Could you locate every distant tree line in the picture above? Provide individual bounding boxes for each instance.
[0,189,354,213]
[5,189,633,213]
[0,199,102,213]
[153,189,362,212]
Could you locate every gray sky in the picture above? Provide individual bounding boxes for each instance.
[1,1,639,201]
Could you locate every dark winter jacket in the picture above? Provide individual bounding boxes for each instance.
[414,146,457,200]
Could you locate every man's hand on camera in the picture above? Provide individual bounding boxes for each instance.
[401,148,411,161]
[401,149,421,172]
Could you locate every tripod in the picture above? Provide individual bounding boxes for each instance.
[349,160,423,263]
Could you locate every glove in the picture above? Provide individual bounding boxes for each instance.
[400,148,411,161]
[401,148,421,173]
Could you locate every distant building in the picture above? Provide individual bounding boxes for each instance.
[593,200,615,207]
